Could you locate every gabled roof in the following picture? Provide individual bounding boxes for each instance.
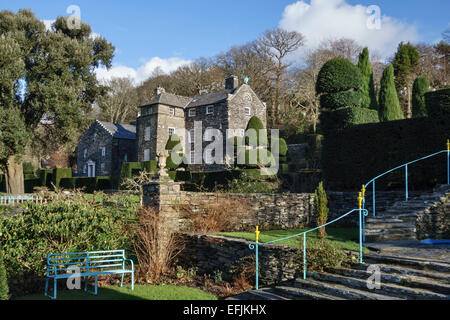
[96,120,136,140]
[140,86,241,109]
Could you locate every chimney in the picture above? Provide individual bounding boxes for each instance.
[225,75,239,90]
[154,86,166,96]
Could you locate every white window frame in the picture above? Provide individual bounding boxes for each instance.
[188,129,195,143]
[169,107,175,117]
[101,147,106,157]
[245,107,251,116]
[144,149,150,162]
[206,105,214,115]
[168,127,175,137]
[190,151,195,164]
[188,108,196,117]
[145,126,151,141]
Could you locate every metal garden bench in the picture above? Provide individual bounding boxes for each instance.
[45,250,134,299]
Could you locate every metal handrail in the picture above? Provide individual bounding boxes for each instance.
[249,207,369,290]
[363,148,449,217]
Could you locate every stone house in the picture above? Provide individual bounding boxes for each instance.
[136,76,267,170]
[77,120,137,185]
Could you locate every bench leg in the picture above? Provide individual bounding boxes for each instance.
[94,275,98,295]
[52,278,57,300]
[120,273,124,287]
[84,276,88,292]
[45,277,49,297]
[131,272,134,291]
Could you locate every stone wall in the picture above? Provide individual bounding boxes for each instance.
[179,192,315,230]
[416,191,450,240]
[177,234,358,285]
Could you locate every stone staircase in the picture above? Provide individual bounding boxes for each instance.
[227,251,450,300]
[364,185,450,242]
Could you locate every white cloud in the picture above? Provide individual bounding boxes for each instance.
[95,57,193,85]
[42,19,55,31]
[279,0,420,60]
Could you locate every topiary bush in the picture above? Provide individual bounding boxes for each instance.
[165,134,181,150]
[412,76,430,118]
[52,168,72,189]
[378,64,404,121]
[320,107,379,133]
[316,57,363,94]
[245,116,267,146]
[314,182,329,239]
[320,90,364,109]
[142,160,158,174]
[237,149,276,169]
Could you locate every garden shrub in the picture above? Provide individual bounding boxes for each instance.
[24,178,40,193]
[425,88,450,118]
[314,182,329,239]
[52,168,72,189]
[237,149,275,169]
[59,177,76,189]
[316,57,363,94]
[38,169,53,188]
[378,64,404,121]
[0,199,136,297]
[245,116,267,146]
[270,137,288,158]
[320,107,379,133]
[96,176,112,190]
[23,174,36,180]
[22,162,34,175]
[119,162,142,187]
[75,177,98,193]
[0,248,8,300]
[304,240,347,272]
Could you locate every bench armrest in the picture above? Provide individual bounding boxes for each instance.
[124,258,134,271]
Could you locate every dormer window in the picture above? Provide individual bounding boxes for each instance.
[206,105,214,115]
[188,108,196,117]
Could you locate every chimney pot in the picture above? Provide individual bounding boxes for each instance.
[154,86,166,96]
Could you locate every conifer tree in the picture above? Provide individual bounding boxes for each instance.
[412,76,430,118]
[379,65,404,121]
[357,48,378,110]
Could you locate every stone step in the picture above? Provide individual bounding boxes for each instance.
[365,222,416,230]
[350,263,450,283]
[306,271,449,300]
[365,234,417,242]
[224,288,289,301]
[272,285,342,300]
[290,278,399,300]
[365,228,416,235]
[364,254,450,273]
[326,267,450,295]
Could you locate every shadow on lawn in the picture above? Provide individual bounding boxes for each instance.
[17,287,143,300]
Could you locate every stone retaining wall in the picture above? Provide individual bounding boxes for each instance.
[417,192,450,240]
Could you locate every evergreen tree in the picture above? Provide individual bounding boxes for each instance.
[0,249,8,300]
[379,65,404,122]
[412,76,430,118]
[314,182,329,239]
[357,48,378,110]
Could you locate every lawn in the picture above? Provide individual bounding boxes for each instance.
[218,227,369,252]
[16,285,217,300]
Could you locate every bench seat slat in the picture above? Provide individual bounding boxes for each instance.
[50,269,133,279]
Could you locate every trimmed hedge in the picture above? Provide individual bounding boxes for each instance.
[24,179,40,194]
[316,58,363,94]
[38,169,53,188]
[237,149,275,169]
[320,107,380,133]
[142,160,158,173]
[60,176,112,192]
[320,90,364,109]
[425,88,450,118]
[119,162,142,184]
[52,168,72,189]
[22,162,34,175]
[322,117,450,190]
[0,175,5,193]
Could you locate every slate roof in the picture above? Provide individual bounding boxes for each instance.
[96,121,136,140]
[140,86,241,109]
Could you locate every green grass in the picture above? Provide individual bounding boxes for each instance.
[16,285,217,300]
[218,227,369,252]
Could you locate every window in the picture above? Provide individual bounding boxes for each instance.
[124,153,128,162]
[83,165,87,174]
[83,149,87,159]
[168,127,175,137]
[144,149,150,161]
[188,108,196,117]
[101,163,105,172]
[101,147,106,157]
[145,126,151,141]
[206,105,214,115]
[169,107,175,117]
[245,107,251,116]
[190,151,195,164]
[188,130,195,143]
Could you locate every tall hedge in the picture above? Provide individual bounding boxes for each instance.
[0,248,8,300]
[425,88,450,118]
[378,65,404,122]
[320,107,379,133]
[322,117,450,190]
[52,168,72,189]
[412,76,430,118]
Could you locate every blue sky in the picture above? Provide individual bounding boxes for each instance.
[1,0,448,84]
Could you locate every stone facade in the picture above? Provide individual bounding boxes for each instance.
[136,76,267,171]
[77,120,137,186]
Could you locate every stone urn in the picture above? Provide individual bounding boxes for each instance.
[155,150,170,180]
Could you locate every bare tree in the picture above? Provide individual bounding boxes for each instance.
[97,77,139,124]
[258,28,305,126]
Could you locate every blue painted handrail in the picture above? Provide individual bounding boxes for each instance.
[363,149,449,217]
[249,208,369,290]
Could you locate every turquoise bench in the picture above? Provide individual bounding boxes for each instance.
[45,250,134,299]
